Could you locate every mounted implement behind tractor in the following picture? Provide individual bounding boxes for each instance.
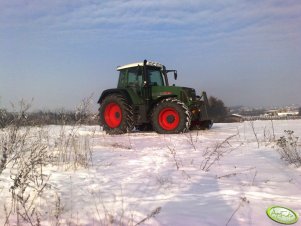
[98,60,213,134]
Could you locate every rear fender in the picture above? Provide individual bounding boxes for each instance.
[98,89,132,105]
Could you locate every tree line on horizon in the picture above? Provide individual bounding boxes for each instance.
[0,96,232,128]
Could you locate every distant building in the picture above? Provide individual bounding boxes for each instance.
[264,110,299,117]
[264,110,278,117]
[277,111,299,117]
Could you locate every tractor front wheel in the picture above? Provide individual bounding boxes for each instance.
[152,98,191,134]
[99,94,134,134]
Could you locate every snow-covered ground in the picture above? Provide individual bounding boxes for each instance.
[1,120,301,225]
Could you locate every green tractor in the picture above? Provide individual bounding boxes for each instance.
[98,60,213,134]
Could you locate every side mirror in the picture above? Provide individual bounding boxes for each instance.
[174,71,178,80]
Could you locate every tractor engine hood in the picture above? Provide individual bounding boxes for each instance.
[181,87,197,99]
[152,86,197,102]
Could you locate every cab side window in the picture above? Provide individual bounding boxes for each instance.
[148,69,164,86]
[127,68,142,87]
[117,70,126,88]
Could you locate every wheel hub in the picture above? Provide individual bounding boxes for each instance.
[115,112,120,119]
[166,115,175,123]
[158,108,180,130]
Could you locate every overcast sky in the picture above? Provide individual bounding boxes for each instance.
[0,0,300,111]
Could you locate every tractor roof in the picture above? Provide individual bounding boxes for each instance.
[117,61,164,71]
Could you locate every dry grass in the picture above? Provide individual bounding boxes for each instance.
[0,99,96,225]
[53,125,95,170]
[0,102,51,225]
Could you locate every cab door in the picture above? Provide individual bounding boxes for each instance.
[124,67,144,104]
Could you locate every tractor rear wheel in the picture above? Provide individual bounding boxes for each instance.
[152,98,191,134]
[99,94,134,134]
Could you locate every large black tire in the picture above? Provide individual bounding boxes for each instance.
[151,98,191,134]
[99,94,134,134]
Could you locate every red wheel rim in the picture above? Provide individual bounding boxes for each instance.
[158,108,180,130]
[104,103,122,128]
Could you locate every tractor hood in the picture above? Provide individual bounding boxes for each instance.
[152,86,196,102]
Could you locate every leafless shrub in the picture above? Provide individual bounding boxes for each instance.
[53,194,64,226]
[135,207,161,226]
[75,94,97,125]
[186,132,196,151]
[200,134,238,171]
[249,121,259,148]
[51,96,96,169]
[0,97,97,224]
[165,143,192,180]
[275,130,301,167]
[0,109,14,129]
[1,95,97,127]
[224,167,256,226]
[53,127,94,169]
[263,126,273,144]
[216,167,257,180]
[262,120,276,144]
[166,145,181,170]
[0,103,53,225]
[226,196,250,226]
[90,188,161,226]
[271,120,275,141]
[0,101,33,175]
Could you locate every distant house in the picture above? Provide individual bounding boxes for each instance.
[264,110,278,116]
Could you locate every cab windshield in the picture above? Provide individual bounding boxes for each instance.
[148,67,165,86]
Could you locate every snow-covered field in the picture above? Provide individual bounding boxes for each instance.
[1,120,301,225]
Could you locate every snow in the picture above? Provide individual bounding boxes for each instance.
[1,120,301,225]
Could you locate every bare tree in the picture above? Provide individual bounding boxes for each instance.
[207,96,228,122]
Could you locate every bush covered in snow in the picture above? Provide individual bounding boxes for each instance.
[276,130,301,167]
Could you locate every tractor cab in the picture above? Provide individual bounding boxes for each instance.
[117,61,177,89]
